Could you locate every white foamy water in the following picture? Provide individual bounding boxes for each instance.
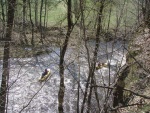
[0,40,127,113]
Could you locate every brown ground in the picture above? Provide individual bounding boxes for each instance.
[120,28,150,113]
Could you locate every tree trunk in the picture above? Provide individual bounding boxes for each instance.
[144,0,150,28]
[113,64,129,107]
[87,0,104,111]
[22,0,28,45]
[28,0,34,46]
[0,0,6,38]
[81,0,104,112]
[39,0,44,44]
[113,78,125,107]
[73,0,79,20]
[58,0,72,113]
[35,0,38,27]
[0,0,16,112]
[80,0,90,112]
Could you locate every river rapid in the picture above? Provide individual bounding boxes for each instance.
[0,40,127,113]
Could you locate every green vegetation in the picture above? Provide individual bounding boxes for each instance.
[0,0,142,59]
[140,104,150,113]
[18,1,138,29]
[45,2,67,26]
[125,63,139,88]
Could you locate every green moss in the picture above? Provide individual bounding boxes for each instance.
[126,43,142,62]
[130,50,141,57]
[125,61,138,88]
[138,103,150,113]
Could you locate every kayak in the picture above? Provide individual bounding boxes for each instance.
[96,62,108,70]
[38,71,51,82]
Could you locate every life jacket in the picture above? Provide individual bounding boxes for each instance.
[42,69,51,77]
[39,69,51,82]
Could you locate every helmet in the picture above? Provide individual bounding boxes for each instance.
[46,68,51,72]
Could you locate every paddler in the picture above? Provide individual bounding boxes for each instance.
[96,61,108,70]
[40,68,51,79]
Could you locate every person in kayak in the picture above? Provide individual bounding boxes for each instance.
[40,69,51,80]
[96,62,108,70]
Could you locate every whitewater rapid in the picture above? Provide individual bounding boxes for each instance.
[0,40,127,113]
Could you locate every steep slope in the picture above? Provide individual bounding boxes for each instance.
[120,28,150,113]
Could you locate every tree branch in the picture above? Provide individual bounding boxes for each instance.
[92,85,150,99]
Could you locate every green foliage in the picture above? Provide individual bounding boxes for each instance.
[129,49,142,58]
[47,3,67,26]
[7,0,138,30]
[125,62,138,88]
[137,104,150,113]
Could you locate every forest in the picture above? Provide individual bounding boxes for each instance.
[0,0,150,113]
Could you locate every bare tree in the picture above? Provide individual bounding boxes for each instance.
[80,0,105,113]
[35,0,39,27]
[0,0,6,38]
[39,0,44,44]
[28,0,34,46]
[21,0,28,45]
[0,0,16,112]
[141,0,150,28]
[58,0,73,113]
[87,1,105,113]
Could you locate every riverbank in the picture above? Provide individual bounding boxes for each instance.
[0,26,125,59]
[119,28,150,112]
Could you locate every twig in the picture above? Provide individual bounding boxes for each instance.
[92,85,150,99]
[110,102,145,111]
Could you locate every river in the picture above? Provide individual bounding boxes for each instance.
[0,40,127,113]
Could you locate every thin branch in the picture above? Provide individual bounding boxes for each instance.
[110,102,145,111]
[92,85,150,99]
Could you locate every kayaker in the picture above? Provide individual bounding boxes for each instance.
[96,61,108,70]
[41,68,51,78]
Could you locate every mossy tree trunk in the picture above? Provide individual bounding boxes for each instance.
[113,64,129,108]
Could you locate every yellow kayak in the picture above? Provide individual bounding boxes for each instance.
[39,71,51,82]
[96,62,108,70]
